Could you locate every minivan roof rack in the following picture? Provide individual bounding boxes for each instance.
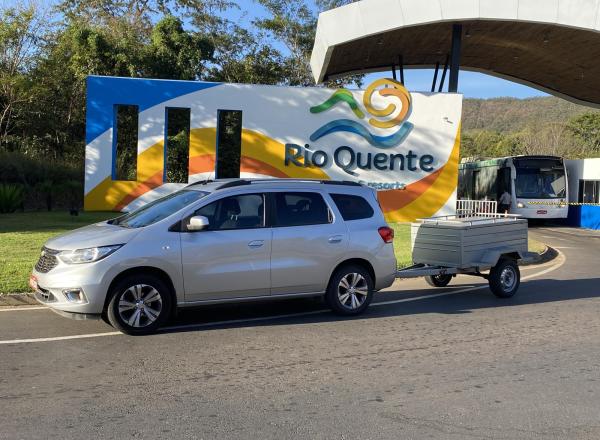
[216,180,252,189]
[187,179,214,186]
[191,178,364,190]
[219,178,362,187]
[321,180,362,186]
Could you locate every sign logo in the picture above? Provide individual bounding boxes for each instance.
[284,78,432,177]
[309,78,414,148]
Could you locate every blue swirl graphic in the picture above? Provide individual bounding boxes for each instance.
[309,119,413,149]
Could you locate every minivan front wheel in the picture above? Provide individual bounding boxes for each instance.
[106,275,172,335]
[326,265,374,316]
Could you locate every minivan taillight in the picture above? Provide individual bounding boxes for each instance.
[378,226,394,243]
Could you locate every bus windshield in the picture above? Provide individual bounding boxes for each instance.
[515,166,566,199]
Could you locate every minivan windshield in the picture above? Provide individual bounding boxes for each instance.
[110,190,208,228]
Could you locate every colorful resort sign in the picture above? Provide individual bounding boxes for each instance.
[84,76,463,222]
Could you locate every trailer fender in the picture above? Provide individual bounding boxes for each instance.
[480,248,523,267]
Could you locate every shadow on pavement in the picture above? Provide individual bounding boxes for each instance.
[158,276,600,335]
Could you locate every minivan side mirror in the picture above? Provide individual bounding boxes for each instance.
[187,215,210,231]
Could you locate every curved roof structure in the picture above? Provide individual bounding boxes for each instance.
[311,0,600,107]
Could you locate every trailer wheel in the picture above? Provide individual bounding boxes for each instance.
[425,274,453,287]
[489,258,520,298]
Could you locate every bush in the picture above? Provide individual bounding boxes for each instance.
[0,151,82,210]
[0,184,25,213]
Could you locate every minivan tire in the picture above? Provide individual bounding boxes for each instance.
[326,265,374,316]
[106,274,172,335]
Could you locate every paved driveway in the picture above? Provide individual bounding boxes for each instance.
[1,227,599,439]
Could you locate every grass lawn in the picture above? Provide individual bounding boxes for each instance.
[0,211,117,294]
[528,237,547,254]
[390,223,412,269]
[0,212,545,294]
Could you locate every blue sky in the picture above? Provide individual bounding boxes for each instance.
[364,70,547,99]
[2,0,548,99]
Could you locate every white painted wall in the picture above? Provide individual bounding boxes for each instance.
[566,158,600,201]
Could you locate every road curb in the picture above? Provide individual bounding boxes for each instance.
[520,245,558,267]
[0,293,38,307]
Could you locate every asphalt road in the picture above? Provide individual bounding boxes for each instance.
[1,226,599,440]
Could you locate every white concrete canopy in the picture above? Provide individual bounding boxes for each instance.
[311,0,600,107]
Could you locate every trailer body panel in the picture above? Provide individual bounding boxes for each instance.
[411,216,528,268]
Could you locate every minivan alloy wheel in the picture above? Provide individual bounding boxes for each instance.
[337,273,368,310]
[117,284,163,328]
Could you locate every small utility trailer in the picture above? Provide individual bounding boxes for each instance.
[397,214,531,297]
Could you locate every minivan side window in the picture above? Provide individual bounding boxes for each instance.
[272,192,331,227]
[330,193,374,221]
[192,194,264,230]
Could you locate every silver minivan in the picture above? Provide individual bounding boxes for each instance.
[31,179,397,335]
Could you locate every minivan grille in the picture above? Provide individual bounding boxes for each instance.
[36,287,56,302]
[35,247,59,273]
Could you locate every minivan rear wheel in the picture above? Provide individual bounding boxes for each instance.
[326,265,374,316]
[106,274,172,335]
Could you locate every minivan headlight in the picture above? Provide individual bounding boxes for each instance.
[58,245,122,264]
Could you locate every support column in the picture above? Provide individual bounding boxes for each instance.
[431,62,440,92]
[398,55,405,84]
[449,24,462,93]
[438,55,449,93]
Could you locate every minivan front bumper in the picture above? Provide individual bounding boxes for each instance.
[36,295,101,320]
[30,257,114,316]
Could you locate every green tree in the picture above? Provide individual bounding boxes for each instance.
[24,21,146,161]
[58,0,169,31]
[147,15,213,80]
[0,5,46,148]
[255,0,362,87]
[254,0,316,86]
[460,130,516,159]
[568,113,600,157]
[206,24,285,84]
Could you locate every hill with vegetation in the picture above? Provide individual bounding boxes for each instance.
[463,97,597,133]
[460,97,600,160]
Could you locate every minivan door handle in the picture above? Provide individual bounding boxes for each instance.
[248,240,264,248]
[328,235,343,244]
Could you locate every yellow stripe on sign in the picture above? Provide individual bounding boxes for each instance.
[137,140,164,182]
[240,129,330,179]
[189,127,217,157]
[84,141,165,211]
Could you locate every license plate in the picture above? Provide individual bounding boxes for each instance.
[537,210,547,215]
[29,275,38,291]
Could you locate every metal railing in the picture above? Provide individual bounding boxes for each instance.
[418,213,523,226]
[456,199,498,218]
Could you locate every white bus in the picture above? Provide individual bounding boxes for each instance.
[458,155,568,219]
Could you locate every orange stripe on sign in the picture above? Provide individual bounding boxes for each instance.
[378,167,443,212]
[189,154,215,175]
[240,156,289,178]
[114,170,164,211]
